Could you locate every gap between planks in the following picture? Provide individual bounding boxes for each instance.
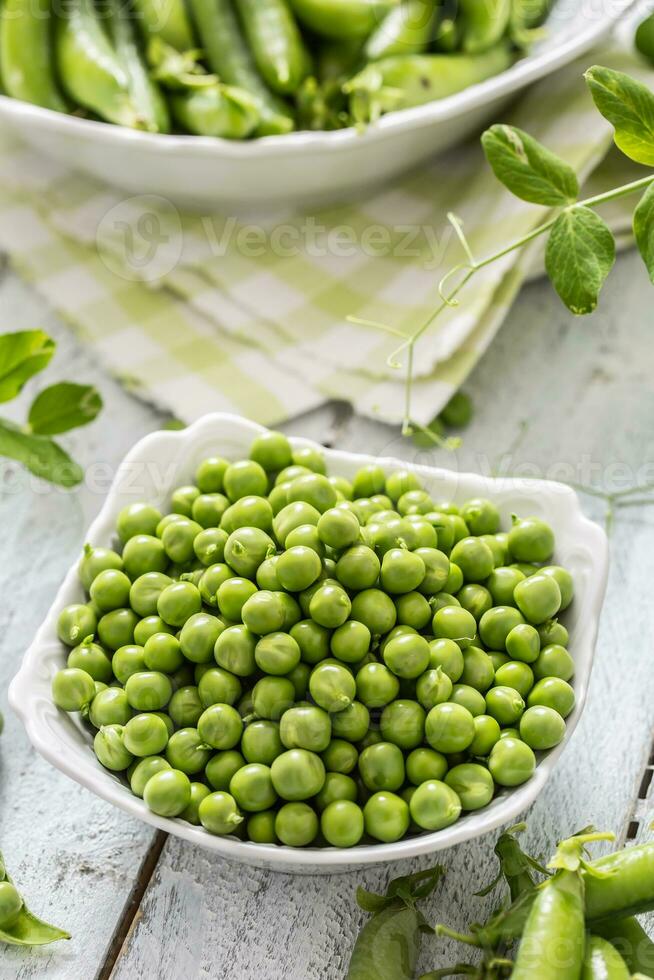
[96,831,168,980]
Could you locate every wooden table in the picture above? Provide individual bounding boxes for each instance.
[0,250,652,980]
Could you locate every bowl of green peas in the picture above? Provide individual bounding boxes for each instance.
[0,0,630,209]
[10,413,608,872]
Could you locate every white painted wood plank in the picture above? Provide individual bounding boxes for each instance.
[111,250,654,980]
[0,274,166,980]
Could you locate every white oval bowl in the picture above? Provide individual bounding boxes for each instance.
[10,413,608,873]
[0,0,630,211]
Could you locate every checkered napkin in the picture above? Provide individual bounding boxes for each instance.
[0,44,647,427]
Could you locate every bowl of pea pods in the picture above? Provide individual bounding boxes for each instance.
[0,0,631,209]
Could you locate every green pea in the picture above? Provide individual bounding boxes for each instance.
[380,699,425,750]
[276,545,323,592]
[168,686,204,728]
[416,667,453,710]
[192,492,230,529]
[276,591,302,631]
[290,619,331,664]
[460,646,495,692]
[181,782,211,826]
[405,747,448,785]
[410,779,462,830]
[364,791,410,842]
[78,544,124,591]
[57,603,97,646]
[90,568,132,613]
[280,704,332,752]
[166,727,212,774]
[94,724,134,771]
[195,457,229,493]
[161,518,202,565]
[330,701,370,741]
[460,498,500,535]
[538,619,569,647]
[425,702,475,753]
[533,644,575,681]
[198,563,235,607]
[252,676,296,721]
[123,713,169,756]
[275,802,319,847]
[519,705,566,750]
[271,748,325,801]
[215,577,257,621]
[0,880,23,930]
[487,566,526,606]
[485,685,525,726]
[129,756,172,797]
[157,581,202,627]
[380,548,425,595]
[514,573,561,625]
[445,763,494,810]
[214,625,257,677]
[330,621,371,664]
[247,809,278,844]
[450,683,487,717]
[89,686,131,727]
[450,536,495,583]
[143,633,184,673]
[52,667,96,712]
[198,790,243,834]
[285,523,326,557]
[228,762,277,812]
[249,430,293,471]
[321,800,364,847]
[432,606,477,649]
[397,489,433,516]
[287,473,337,514]
[488,737,536,786]
[206,750,245,791]
[67,638,113,683]
[222,459,268,502]
[505,623,541,663]
[495,661,535,697]
[254,632,301,675]
[256,556,282,591]
[309,661,356,712]
[309,582,351,629]
[508,515,555,563]
[117,502,162,542]
[403,515,438,550]
[197,703,243,750]
[125,671,172,711]
[383,632,430,679]
[457,584,493,621]
[321,739,359,775]
[428,638,464,682]
[414,547,450,596]
[394,591,431,631]
[224,526,275,578]
[317,506,360,550]
[527,677,575,718]
[336,545,381,591]
[135,616,174,647]
[350,589,397,635]
[198,667,242,708]
[356,662,400,708]
[241,720,284,765]
[488,651,510,672]
[479,606,525,650]
[193,527,229,566]
[469,714,501,756]
[273,501,321,547]
[313,772,357,812]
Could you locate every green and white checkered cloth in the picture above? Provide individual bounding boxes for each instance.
[0,44,648,427]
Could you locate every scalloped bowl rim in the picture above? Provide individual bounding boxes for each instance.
[9,413,609,872]
[0,2,631,160]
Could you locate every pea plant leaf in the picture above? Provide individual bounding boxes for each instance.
[0,330,55,403]
[544,206,615,314]
[28,382,103,436]
[0,419,83,487]
[481,125,579,205]
[633,181,654,283]
[584,65,654,166]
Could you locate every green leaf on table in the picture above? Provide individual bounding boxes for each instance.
[0,331,55,403]
[544,206,615,314]
[28,382,103,435]
[584,65,654,166]
[633,181,654,283]
[481,125,579,205]
[0,419,83,486]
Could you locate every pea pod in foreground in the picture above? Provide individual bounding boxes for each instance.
[187,0,294,136]
[0,852,69,946]
[0,0,66,112]
[288,0,400,39]
[582,936,631,979]
[108,0,170,133]
[459,0,511,54]
[234,0,312,95]
[346,866,443,980]
[345,45,514,124]
[170,83,260,139]
[595,916,654,976]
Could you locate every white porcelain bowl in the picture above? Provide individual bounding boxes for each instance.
[0,0,630,211]
[10,414,608,874]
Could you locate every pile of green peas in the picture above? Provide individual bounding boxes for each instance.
[51,429,576,849]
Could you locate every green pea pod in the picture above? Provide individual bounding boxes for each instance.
[346,866,444,980]
[459,0,511,54]
[365,0,438,60]
[107,0,170,133]
[147,37,213,90]
[595,916,654,976]
[509,0,550,47]
[132,0,195,51]
[474,822,548,903]
[56,0,141,128]
[170,81,260,137]
[234,0,312,95]
[344,45,514,124]
[0,0,66,111]
[582,936,631,980]
[296,77,350,130]
[288,0,400,39]
[0,852,70,946]
[433,17,462,52]
[186,0,294,136]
